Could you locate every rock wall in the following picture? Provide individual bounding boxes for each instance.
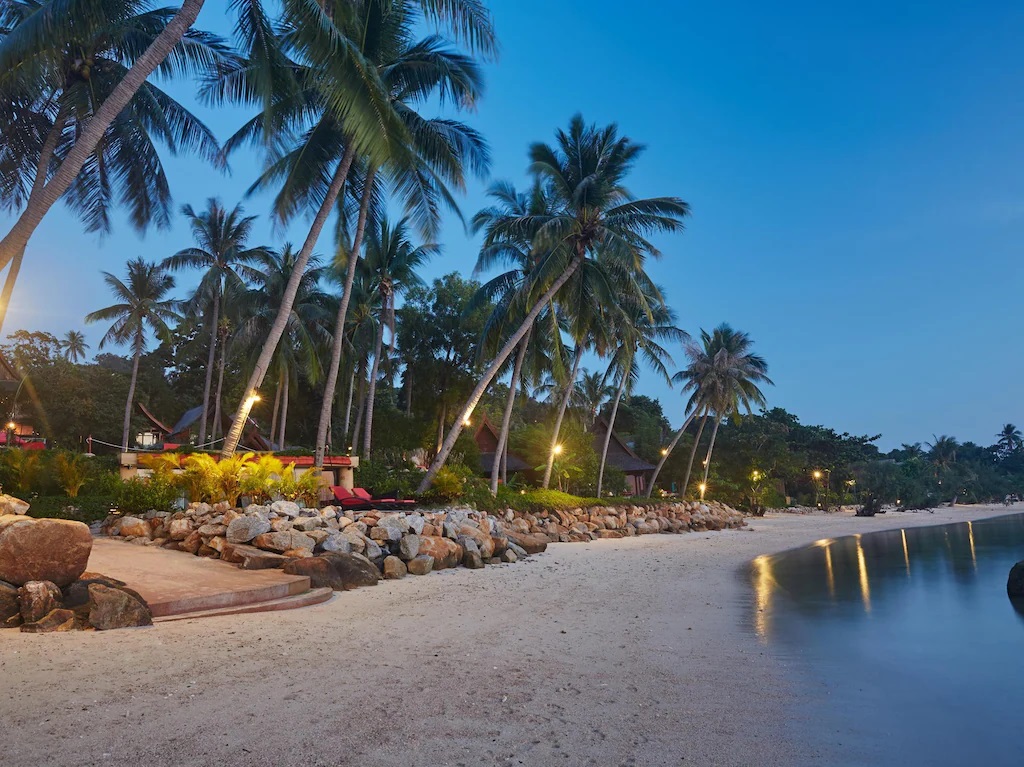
[99,499,746,586]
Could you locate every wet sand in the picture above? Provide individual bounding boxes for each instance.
[0,503,1014,767]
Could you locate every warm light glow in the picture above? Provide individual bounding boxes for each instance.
[698,482,707,499]
[463,417,472,426]
[822,543,836,599]
[967,521,977,571]
[751,470,761,481]
[5,422,14,430]
[855,535,871,613]
[660,448,668,456]
[752,555,773,639]
[813,470,822,480]
[901,529,910,575]
[552,444,563,455]
[245,393,261,407]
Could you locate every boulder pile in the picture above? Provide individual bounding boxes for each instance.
[1,514,152,632]
[99,498,746,590]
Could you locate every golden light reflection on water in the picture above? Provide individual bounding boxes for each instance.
[967,521,977,571]
[752,554,773,640]
[813,538,836,599]
[855,535,871,613]
[901,529,910,576]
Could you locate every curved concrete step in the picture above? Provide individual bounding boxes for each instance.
[154,587,335,622]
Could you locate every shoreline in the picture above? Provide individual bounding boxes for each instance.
[1,503,1018,766]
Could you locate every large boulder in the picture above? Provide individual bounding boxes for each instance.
[319,533,352,554]
[252,531,315,554]
[398,534,420,561]
[1008,561,1024,597]
[220,543,288,570]
[0,494,30,516]
[226,515,272,543]
[118,516,151,538]
[0,518,92,587]
[270,500,301,518]
[19,580,62,623]
[0,580,21,628]
[87,583,153,630]
[406,555,434,576]
[283,552,380,591]
[166,518,192,541]
[382,555,407,580]
[417,536,463,570]
[505,531,548,556]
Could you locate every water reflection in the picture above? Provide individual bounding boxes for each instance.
[854,535,871,613]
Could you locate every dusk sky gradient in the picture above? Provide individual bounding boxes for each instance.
[5,0,1023,449]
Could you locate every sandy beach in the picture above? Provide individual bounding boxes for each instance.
[1,503,1015,767]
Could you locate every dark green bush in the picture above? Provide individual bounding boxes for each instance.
[116,476,178,514]
[29,495,116,524]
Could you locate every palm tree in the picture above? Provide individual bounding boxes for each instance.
[0,0,491,288]
[359,216,436,457]
[997,423,1022,455]
[61,330,88,362]
[595,294,685,498]
[573,370,616,427]
[663,325,772,498]
[0,0,227,332]
[233,246,333,448]
[211,0,495,459]
[163,199,268,446]
[927,435,959,474]
[416,115,691,493]
[85,258,178,450]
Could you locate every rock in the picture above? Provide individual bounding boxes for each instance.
[1008,560,1024,597]
[363,539,384,561]
[459,524,495,558]
[180,530,203,554]
[19,580,62,623]
[319,534,352,554]
[383,556,407,579]
[417,536,463,570]
[197,523,227,537]
[398,534,420,561]
[407,555,434,576]
[87,583,153,630]
[167,518,192,541]
[63,573,142,613]
[507,541,528,559]
[0,494,30,516]
[370,524,401,542]
[283,553,380,591]
[226,516,271,543]
[463,549,484,569]
[118,516,151,538]
[377,515,410,536]
[291,516,324,532]
[505,531,548,556]
[269,518,294,532]
[0,518,92,587]
[220,543,288,570]
[270,500,301,518]
[501,549,518,564]
[252,531,315,553]
[406,515,426,535]
[0,579,20,627]
[20,608,77,633]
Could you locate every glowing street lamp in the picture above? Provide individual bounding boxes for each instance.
[698,482,707,500]
[660,448,668,456]
[552,444,563,456]
[462,416,472,426]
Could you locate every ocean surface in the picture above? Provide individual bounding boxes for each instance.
[751,512,1024,766]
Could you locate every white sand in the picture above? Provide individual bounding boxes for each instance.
[1,504,1015,767]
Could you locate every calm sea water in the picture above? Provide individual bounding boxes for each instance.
[750,512,1024,766]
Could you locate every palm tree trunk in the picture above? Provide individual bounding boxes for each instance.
[542,349,583,489]
[490,332,531,496]
[596,360,630,498]
[361,303,386,458]
[269,369,282,445]
[343,363,356,442]
[701,414,723,487]
[0,248,25,339]
[0,114,64,337]
[197,289,219,446]
[351,382,367,453]
[315,165,376,467]
[645,410,697,497]
[681,408,709,499]
[212,337,227,442]
[121,337,144,451]
[0,0,206,272]
[222,144,357,457]
[416,254,584,494]
[404,365,412,416]
[278,373,290,449]
[435,401,447,455]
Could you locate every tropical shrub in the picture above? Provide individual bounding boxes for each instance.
[179,453,220,503]
[216,452,254,506]
[53,451,89,497]
[240,454,284,504]
[116,477,177,514]
[29,495,115,523]
[272,464,320,506]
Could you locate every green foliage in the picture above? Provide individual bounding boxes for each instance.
[29,496,115,524]
[116,477,177,515]
[0,449,42,494]
[274,463,321,506]
[178,453,220,503]
[53,451,89,498]
[240,454,284,504]
[356,456,420,497]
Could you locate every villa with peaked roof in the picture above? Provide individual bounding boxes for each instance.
[136,402,272,450]
[590,417,656,496]
[473,415,530,478]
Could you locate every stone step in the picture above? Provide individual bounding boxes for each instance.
[146,575,312,618]
[154,587,334,622]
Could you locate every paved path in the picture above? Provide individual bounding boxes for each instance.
[87,538,310,617]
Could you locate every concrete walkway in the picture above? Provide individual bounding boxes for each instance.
[87,538,320,618]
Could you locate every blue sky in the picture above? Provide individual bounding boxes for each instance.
[5,0,1023,449]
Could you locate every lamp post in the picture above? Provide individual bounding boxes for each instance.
[813,468,832,510]
[5,421,14,449]
[698,482,707,500]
